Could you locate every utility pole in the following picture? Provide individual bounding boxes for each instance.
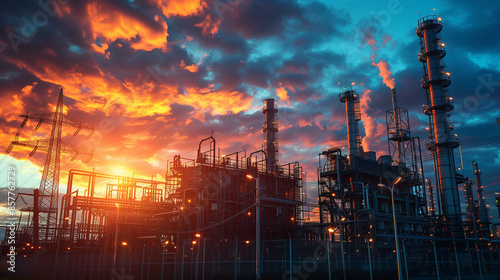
[6,88,94,243]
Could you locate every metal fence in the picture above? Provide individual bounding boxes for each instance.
[2,239,499,280]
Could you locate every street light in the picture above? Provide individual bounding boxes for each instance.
[246,174,261,280]
[378,176,403,280]
[331,194,347,280]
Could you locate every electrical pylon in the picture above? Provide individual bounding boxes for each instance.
[6,88,94,243]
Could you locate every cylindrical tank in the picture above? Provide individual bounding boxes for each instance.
[377,155,392,165]
[364,151,376,161]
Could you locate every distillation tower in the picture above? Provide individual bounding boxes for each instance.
[417,15,461,236]
[473,161,490,236]
[263,99,279,173]
[338,84,362,163]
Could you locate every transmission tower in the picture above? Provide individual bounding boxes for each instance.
[6,88,94,243]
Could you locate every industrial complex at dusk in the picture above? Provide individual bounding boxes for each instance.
[1,1,499,279]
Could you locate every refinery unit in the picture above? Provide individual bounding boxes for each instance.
[2,14,500,280]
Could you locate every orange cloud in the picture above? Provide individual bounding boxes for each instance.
[153,0,205,17]
[181,87,252,115]
[87,3,168,51]
[195,14,220,37]
[1,83,39,122]
[276,83,289,103]
[91,42,109,55]
[121,132,156,149]
[184,64,199,72]
[180,60,199,72]
[297,119,312,127]
[5,50,255,122]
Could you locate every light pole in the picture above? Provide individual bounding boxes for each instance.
[379,176,402,280]
[161,240,168,280]
[113,203,119,271]
[230,230,238,280]
[331,195,346,280]
[246,174,261,280]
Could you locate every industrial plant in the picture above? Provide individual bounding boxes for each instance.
[1,14,500,280]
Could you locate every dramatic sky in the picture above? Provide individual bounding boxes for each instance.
[1,0,499,223]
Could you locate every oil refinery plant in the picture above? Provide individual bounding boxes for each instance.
[1,14,500,280]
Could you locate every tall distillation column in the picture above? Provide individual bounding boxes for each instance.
[473,161,490,235]
[263,99,279,173]
[427,179,436,216]
[339,84,361,163]
[417,15,461,235]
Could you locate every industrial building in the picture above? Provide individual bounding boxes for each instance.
[2,14,500,280]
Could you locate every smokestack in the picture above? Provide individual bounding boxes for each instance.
[473,162,489,229]
[263,99,278,173]
[417,15,461,236]
[390,88,404,165]
[391,88,398,112]
[339,84,361,162]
